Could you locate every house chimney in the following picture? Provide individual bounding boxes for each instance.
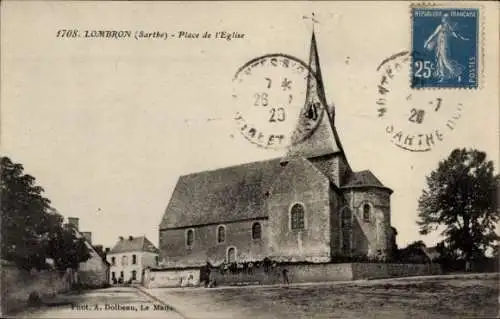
[81,232,92,244]
[128,236,134,240]
[119,236,124,241]
[68,217,79,231]
[105,247,110,254]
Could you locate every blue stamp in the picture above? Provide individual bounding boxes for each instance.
[411,8,479,88]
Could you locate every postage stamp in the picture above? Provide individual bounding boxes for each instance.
[232,54,324,149]
[411,7,479,89]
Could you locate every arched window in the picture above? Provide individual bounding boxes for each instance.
[363,204,371,222]
[186,229,194,247]
[226,247,237,263]
[132,254,137,265]
[252,222,262,239]
[217,225,226,243]
[290,203,305,230]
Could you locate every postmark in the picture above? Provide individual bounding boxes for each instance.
[232,54,324,149]
[377,51,463,152]
[411,7,479,89]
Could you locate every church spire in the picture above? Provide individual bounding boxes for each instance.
[284,31,342,159]
[308,31,327,107]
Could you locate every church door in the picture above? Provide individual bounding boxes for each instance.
[341,207,352,256]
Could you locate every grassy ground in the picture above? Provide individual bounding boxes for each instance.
[149,274,499,319]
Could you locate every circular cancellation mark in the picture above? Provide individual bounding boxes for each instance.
[232,54,325,150]
[376,51,463,152]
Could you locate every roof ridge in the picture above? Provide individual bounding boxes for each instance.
[180,157,283,178]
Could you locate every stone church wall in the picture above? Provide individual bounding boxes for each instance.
[309,154,350,187]
[344,188,391,257]
[267,158,331,262]
[159,219,269,268]
[329,189,342,255]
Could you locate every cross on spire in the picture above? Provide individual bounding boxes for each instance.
[302,12,320,31]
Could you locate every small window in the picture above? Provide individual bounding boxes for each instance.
[363,204,371,222]
[120,271,124,278]
[155,256,159,266]
[111,257,116,266]
[111,272,116,280]
[217,225,226,243]
[227,247,237,263]
[131,270,137,281]
[252,222,262,239]
[186,229,194,247]
[290,203,305,230]
[121,255,128,266]
[132,254,137,265]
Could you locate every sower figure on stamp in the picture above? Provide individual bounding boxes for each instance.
[424,13,469,83]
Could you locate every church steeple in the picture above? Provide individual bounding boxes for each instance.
[308,32,327,109]
[285,31,343,159]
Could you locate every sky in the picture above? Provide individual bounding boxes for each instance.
[2,1,498,251]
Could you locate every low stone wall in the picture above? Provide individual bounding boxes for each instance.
[144,267,201,288]
[352,263,442,280]
[1,262,72,314]
[79,268,109,288]
[210,263,354,286]
[146,262,442,288]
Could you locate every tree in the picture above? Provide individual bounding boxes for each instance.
[417,148,499,262]
[1,157,90,270]
[398,240,428,263]
[46,224,90,271]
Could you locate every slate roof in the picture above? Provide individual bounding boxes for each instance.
[160,158,285,229]
[109,236,159,254]
[341,170,390,190]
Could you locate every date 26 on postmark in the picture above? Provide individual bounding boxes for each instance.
[411,7,479,89]
[232,54,324,149]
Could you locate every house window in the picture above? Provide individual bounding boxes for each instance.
[290,203,305,230]
[226,247,237,263]
[111,272,116,280]
[363,204,371,222]
[111,257,116,266]
[217,225,226,243]
[132,254,137,265]
[186,229,194,247]
[121,255,128,266]
[120,271,124,278]
[155,256,159,266]
[252,222,262,239]
[131,270,137,281]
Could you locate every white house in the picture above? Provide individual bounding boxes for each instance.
[107,235,159,284]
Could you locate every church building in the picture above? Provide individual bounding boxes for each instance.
[159,32,393,268]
